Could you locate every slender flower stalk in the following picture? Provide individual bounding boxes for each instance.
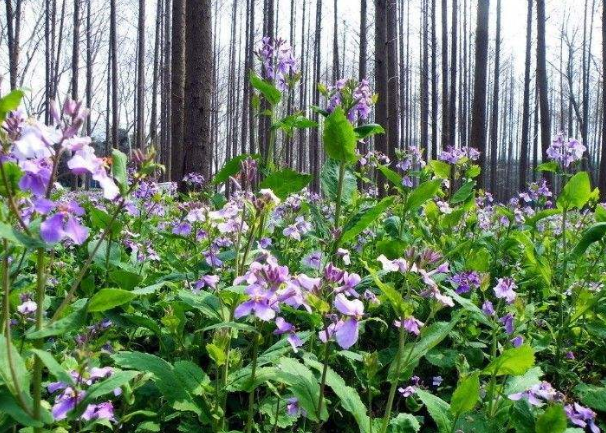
[245,332,261,433]
[380,314,407,433]
[32,248,47,432]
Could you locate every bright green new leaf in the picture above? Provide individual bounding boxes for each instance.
[259,168,312,200]
[111,148,129,194]
[88,288,137,312]
[323,106,358,163]
[535,405,567,433]
[354,123,385,140]
[484,345,535,377]
[341,196,395,243]
[404,179,442,213]
[416,389,453,433]
[557,171,591,210]
[450,372,480,416]
[212,153,260,185]
[250,70,281,105]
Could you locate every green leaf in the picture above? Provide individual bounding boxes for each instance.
[504,367,543,396]
[535,161,559,173]
[27,304,87,339]
[0,335,30,395]
[212,153,260,185]
[323,106,358,163]
[354,123,385,140]
[305,356,371,433]
[429,160,451,179]
[535,405,567,433]
[377,165,404,188]
[321,158,357,205]
[450,372,480,416]
[450,181,476,204]
[80,370,139,407]
[111,148,128,194]
[250,70,281,105]
[524,209,562,228]
[573,384,606,412]
[88,288,137,312]
[365,264,405,314]
[0,89,25,120]
[510,399,536,433]
[274,357,327,422]
[0,161,23,197]
[109,270,142,291]
[571,222,606,258]
[557,171,591,210]
[389,413,421,433]
[0,221,46,249]
[404,179,442,213]
[259,168,312,200]
[89,207,123,236]
[173,361,210,397]
[29,349,75,387]
[484,345,535,377]
[0,391,42,427]
[416,389,453,433]
[341,196,395,243]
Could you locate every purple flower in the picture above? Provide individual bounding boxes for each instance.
[482,300,495,316]
[547,133,586,168]
[234,285,277,321]
[509,381,559,407]
[398,386,416,397]
[193,275,220,292]
[394,317,424,336]
[330,294,365,349]
[40,201,89,245]
[302,251,322,269]
[51,387,85,420]
[258,237,272,249]
[17,300,37,315]
[499,313,515,335]
[286,397,305,417]
[438,146,480,164]
[493,277,517,304]
[18,159,52,196]
[81,402,115,422]
[274,317,303,352]
[450,271,481,294]
[172,221,192,236]
[565,403,599,433]
[377,255,411,273]
[511,336,524,347]
[336,272,361,297]
[432,376,443,387]
[363,290,380,304]
[324,263,344,283]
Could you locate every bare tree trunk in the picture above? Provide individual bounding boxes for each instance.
[441,0,449,149]
[489,0,501,194]
[375,0,388,196]
[470,0,490,187]
[332,0,340,81]
[163,0,172,177]
[599,0,606,197]
[136,0,146,149]
[520,0,533,189]
[420,0,430,158]
[45,0,51,123]
[170,0,185,181]
[85,0,92,135]
[387,0,399,164]
[448,0,457,147]
[430,0,438,158]
[5,0,22,89]
[241,0,252,156]
[71,0,80,101]
[150,0,162,146]
[536,0,551,164]
[110,0,118,149]
[310,0,322,191]
[182,0,213,181]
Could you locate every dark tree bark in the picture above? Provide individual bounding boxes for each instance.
[448,0,457,147]
[85,0,92,135]
[110,0,118,149]
[430,0,438,158]
[182,0,213,181]
[71,0,80,101]
[420,0,429,159]
[470,0,490,187]
[163,0,172,176]
[441,0,449,149]
[136,0,146,149]
[332,0,340,81]
[170,0,185,181]
[5,0,22,89]
[375,0,388,196]
[387,0,399,164]
[520,0,533,189]
[310,0,322,191]
[599,0,606,197]
[536,0,551,164]
[489,0,501,194]
[150,0,162,145]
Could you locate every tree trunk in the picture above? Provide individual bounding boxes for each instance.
[441,0,449,149]
[71,0,80,101]
[420,0,429,159]
[599,0,606,197]
[110,0,118,149]
[430,0,438,158]
[170,0,185,181]
[332,0,340,81]
[520,0,533,189]
[448,0,457,147]
[536,0,551,164]
[136,0,146,149]
[470,0,490,187]
[150,0,162,145]
[375,0,388,196]
[387,0,399,164]
[489,0,501,194]
[310,0,322,191]
[182,0,213,181]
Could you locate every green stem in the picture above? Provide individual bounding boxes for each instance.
[380,315,407,433]
[315,338,331,431]
[245,333,260,433]
[219,307,235,431]
[334,161,346,231]
[486,322,499,417]
[554,206,568,386]
[33,248,46,431]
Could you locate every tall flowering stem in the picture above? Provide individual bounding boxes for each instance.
[245,332,261,433]
[32,248,47,431]
[380,314,408,433]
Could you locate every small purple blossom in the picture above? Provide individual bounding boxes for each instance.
[493,277,517,304]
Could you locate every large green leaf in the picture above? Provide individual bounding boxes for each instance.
[535,405,567,433]
[323,106,357,163]
[416,389,453,433]
[274,357,327,422]
[429,160,451,179]
[0,161,23,197]
[450,181,476,204]
[0,89,25,121]
[377,165,404,189]
[250,70,281,105]
[212,153,260,185]
[259,168,312,200]
[341,196,395,243]
[27,303,87,339]
[0,391,42,427]
[29,349,75,387]
[0,335,30,396]
[573,384,606,412]
[571,222,606,258]
[354,123,385,140]
[0,221,45,249]
[88,288,137,312]
[79,370,139,407]
[483,345,535,377]
[111,148,128,194]
[321,158,357,205]
[365,264,405,314]
[389,413,421,433]
[557,171,591,210]
[174,361,211,397]
[305,356,371,433]
[404,179,442,213]
[450,372,480,416]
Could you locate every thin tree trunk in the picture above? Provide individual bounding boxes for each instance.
[536,0,551,164]
[375,0,388,196]
[470,0,490,187]
[520,0,533,189]
[136,0,146,149]
[387,0,399,165]
[599,0,606,197]
[441,0,449,149]
[332,0,340,81]
[448,0,457,147]
[110,0,118,149]
[150,0,162,145]
[170,0,185,181]
[489,0,501,194]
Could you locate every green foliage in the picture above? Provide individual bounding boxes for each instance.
[212,153,260,185]
[450,372,480,416]
[0,89,24,121]
[321,157,357,204]
[535,405,568,433]
[416,389,453,433]
[250,70,282,105]
[341,196,395,243]
[88,288,137,312]
[404,179,442,213]
[557,171,591,210]
[484,345,535,377]
[112,148,129,194]
[323,106,358,163]
[259,168,312,200]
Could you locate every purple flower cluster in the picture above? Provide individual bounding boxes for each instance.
[256,37,298,90]
[395,146,426,187]
[438,146,480,165]
[546,133,586,168]
[326,78,374,123]
[449,271,481,294]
